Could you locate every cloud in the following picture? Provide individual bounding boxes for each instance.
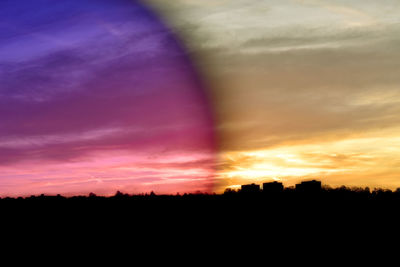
[148,0,400,190]
[0,0,216,196]
[214,134,400,191]
[0,12,214,163]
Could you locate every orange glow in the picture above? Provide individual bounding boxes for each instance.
[217,132,400,192]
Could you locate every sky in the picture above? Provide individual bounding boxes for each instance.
[147,0,400,191]
[0,0,216,196]
[1,0,400,196]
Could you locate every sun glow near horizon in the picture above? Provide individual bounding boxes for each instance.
[147,0,400,193]
[2,0,400,196]
[217,132,400,192]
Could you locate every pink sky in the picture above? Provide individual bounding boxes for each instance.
[0,0,216,196]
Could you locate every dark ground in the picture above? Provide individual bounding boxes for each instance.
[2,186,400,224]
[1,187,399,257]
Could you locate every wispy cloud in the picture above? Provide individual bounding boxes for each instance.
[149,0,400,190]
[0,0,216,196]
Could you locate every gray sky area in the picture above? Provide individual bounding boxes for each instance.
[147,0,400,190]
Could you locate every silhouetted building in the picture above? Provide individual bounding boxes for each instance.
[241,183,260,194]
[295,180,322,193]
[263,181,284,194]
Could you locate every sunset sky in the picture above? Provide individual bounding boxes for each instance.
[148,0,400,191]
[0,0,215,196]
[1,0,400,196]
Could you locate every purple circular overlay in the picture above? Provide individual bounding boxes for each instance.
[0,0,216,196]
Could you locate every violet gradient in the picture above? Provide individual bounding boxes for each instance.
[0,0,216,196]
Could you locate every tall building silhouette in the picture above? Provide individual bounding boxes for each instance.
[295,180,322,193]
[263,181,283,194]
[241,183,260,193]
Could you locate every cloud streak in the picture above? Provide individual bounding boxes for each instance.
[148,0,400,191]
[0,0,216,196]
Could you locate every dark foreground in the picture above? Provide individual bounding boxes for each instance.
[2,187,400,252]
[2,187,400,222]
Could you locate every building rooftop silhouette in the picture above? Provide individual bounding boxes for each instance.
[263,181,284,193]
[295,180,322,192]
[241,183,260,193]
